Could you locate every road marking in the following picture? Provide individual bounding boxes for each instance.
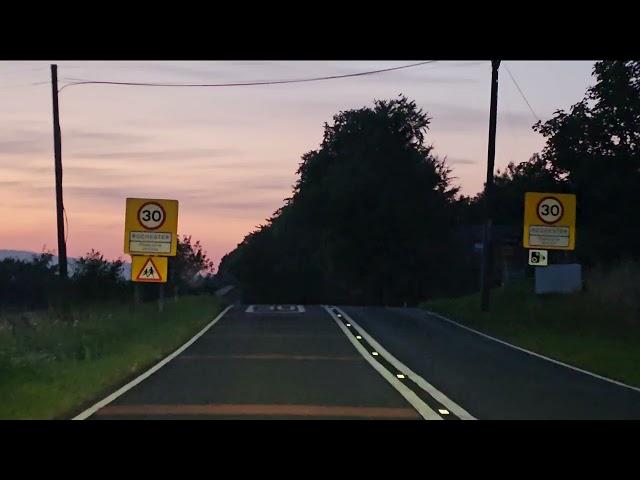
[71,304,234,420]
[439,409,450,415]
[206,333,344,339]
[178,354,364,362]
[323,305,442,420]
[245,305,306,313]
[94,403,421,419]
[331,306,476,420]
[424,310,640,394]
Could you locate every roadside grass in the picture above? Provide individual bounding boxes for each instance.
[0,295,224,419]
[421,263,640,388]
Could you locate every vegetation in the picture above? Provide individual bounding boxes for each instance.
[0,295,223,419]
[0,234,221,419]
[219,96,471,305]
[464,60,640,266]
[220,60,640,306]
[0,234,217,310]
[168,235,216,296]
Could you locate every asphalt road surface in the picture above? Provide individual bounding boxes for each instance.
[84,304,640,420]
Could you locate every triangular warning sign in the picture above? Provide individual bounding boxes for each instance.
[136,258,162,281]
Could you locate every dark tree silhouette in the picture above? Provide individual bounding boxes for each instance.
[533,60,640,264]
[168,235,215,297]
[219,96,465,305]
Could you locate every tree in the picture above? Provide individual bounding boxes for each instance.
[169,235,215,296]
[219,95,464,305]
[462,153,567,226]
[72,249,126,301]
[533,60,640,264]
[0,250,57,309]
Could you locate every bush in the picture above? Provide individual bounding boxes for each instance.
[0,252,58,311]
[586,260,640,325]
[70,249,128,302]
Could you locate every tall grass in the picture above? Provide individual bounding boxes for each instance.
[0,295,223,419]
[586,259,640,326]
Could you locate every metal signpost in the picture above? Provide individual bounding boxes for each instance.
[125,198,179,312]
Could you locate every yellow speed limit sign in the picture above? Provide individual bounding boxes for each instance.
[523,192,576,250]
[124,198,179,256]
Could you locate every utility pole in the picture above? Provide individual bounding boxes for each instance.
[480,60,500,312]
[51,64,68,279]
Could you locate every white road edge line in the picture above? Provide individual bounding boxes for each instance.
[72,304,235,420]
[245,305,255,313]
[425,310,640,394]
[322,305,442,421]
[333,306,475,420]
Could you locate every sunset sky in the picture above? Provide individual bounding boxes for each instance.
[0,61,595,267]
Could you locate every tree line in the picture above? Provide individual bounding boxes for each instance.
[218,61,640,305]
[0,235,217,312]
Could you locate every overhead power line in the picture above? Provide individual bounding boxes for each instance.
[58,60,438,92]
[504,64,541,122]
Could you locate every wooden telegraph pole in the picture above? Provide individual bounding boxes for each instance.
[51,64,68,279]
[480,60,501,312]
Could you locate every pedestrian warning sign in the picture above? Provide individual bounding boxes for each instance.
[131,256,168,283]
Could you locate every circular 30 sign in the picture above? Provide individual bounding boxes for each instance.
[137,202,166,230]
[536,196,564,224]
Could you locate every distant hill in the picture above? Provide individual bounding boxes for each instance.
[0,249,131,279]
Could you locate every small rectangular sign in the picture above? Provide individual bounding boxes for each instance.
[129,241,172,254]
[128,231,172,254]
[130,231,172,242]
[528,249,549,266]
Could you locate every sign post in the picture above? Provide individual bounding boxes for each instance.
[125,198,179,311]
[524,192,577,292]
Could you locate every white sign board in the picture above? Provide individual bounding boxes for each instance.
[528,249,548,266]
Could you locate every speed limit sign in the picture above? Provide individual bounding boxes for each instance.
[124,198,179,256]
[536,197,563,224]
[523,192,576,251]
[137,202,166,230]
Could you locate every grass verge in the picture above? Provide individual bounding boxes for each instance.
[421,278,640,388]
[0,295,224,419]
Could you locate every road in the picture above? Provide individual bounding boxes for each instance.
[81,304,640,420]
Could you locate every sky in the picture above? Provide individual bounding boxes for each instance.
[0,60,596,267]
